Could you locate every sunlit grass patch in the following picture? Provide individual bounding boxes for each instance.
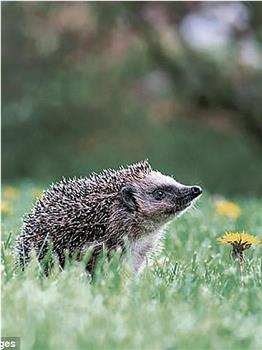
[32,188,44,199]
[1,184,262,350]
[215,199,241,219]
[1,201,13,216]
[2,185,19,200]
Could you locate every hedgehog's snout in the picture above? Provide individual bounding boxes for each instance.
[180,185,202,200]
[175,185,202,211]
[190,186,202,199]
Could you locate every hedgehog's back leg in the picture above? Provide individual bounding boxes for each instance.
[15,231,52,274]
[15,233,29,268]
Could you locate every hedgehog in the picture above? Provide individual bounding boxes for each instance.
[16,160,202,274]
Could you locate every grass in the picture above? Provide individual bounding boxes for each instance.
[1,183,262,350]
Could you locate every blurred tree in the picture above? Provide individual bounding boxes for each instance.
[2,2,262,195]
[93,2,262,145]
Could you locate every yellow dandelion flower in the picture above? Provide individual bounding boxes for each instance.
[218,232,260,247]
[32,189,44,199]
[218,232,260,262]
[1,201,13,215]
[215,200,241,219]
[3,186,19,200]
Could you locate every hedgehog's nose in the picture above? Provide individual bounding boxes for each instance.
[191,186,202,198]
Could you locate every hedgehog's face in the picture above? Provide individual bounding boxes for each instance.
[120,171,202,224]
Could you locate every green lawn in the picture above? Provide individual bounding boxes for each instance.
[1,183,262,350]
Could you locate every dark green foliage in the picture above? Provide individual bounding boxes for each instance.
[2,2,262,195]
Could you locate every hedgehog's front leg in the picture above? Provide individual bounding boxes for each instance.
[130,236,155,272]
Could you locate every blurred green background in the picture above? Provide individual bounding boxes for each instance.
[2,2,262,195]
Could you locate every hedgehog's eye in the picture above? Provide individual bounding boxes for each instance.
[152,190,166,200]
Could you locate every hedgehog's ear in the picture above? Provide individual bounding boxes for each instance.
[120,186,137,212]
